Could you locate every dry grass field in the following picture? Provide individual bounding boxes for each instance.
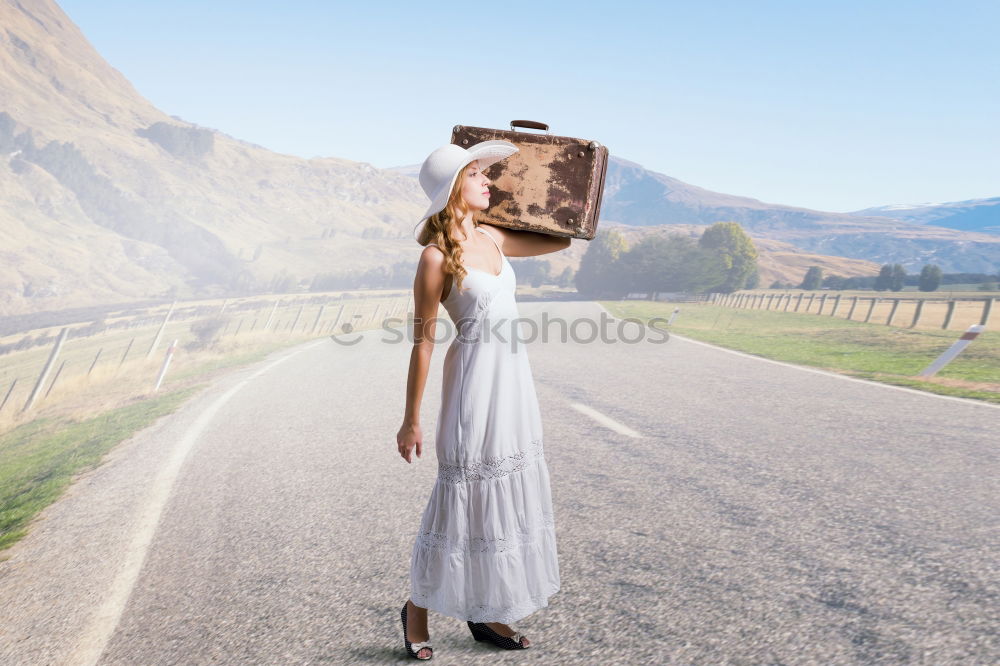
[0,291,411,435]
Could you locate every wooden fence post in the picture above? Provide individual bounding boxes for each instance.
[795,293,804,312]
[290,305,304,333]
[864,298,878,323]
[312,305,326,333]
[886,299,901,326]
[981,298,994,326]
[44,360,67,398]
[88,348,103,375]
[264,299,280,331]
[846,296,859,320]
[910,300,925,328]
[942,300,956,330]
[24,327,68,412]
[331,304,345,333]
[0,378,17,413]
[830,294,842,317]
[119,337,135,367]
[146,301,177,360]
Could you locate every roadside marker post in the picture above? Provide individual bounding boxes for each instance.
[154,339,179,392]
[918,325,985,378]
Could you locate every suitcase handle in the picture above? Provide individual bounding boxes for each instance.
[510,120,550,134]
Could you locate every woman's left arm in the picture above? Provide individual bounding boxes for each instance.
[480,223,572,258]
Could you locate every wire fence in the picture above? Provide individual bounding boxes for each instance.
[0,290,412,421]
[709,292,996,331]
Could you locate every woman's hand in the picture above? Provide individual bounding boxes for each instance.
[397,422,423,463]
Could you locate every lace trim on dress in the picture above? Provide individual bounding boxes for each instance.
[410,580,560,624]
[414,513,556,555]
[437,438,544,484]
[465,582,560,624]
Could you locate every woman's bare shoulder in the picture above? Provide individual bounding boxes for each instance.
[419,243,447,269]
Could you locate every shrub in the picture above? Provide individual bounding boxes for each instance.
[188,316,228,351]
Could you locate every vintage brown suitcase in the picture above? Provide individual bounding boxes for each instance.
[451,120,608,240]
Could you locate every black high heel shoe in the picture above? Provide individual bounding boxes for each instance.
[467,621,530,649]
[400,602,433,660]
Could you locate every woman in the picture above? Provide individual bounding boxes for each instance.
[396,139,571,659]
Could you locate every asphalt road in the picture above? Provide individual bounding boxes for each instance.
[1,301,997,665]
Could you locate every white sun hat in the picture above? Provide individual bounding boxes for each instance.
[411,139,519,242]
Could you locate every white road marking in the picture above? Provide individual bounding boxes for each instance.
[595,303,1000,411]
[69,340,325,666]
[568,402,643,438]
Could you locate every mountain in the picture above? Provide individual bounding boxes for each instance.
[393,155,1000,275]
[594,157,1000,273]
[2,0,996,318]
[0,0,424,316]
[850,198,1000,235]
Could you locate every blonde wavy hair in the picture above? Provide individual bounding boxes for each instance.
[416,162,480,294]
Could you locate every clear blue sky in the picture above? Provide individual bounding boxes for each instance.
[59,0,999,213]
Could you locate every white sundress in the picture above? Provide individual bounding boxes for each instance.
[410,226,560,624]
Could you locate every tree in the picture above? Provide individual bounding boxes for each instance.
[822,274,849,290]
[575,230,630,298]
[874,264,892,291]
[556,267,574,288]
[623,234,727,295]
[697,222,759,293]
[529,259,552,288]
[918,264,942,292]
[890,264,906,291]
[799,266,822,290]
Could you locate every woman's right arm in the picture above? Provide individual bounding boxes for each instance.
[397,247,447,464]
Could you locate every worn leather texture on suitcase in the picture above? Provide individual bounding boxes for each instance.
[451,121,608,240]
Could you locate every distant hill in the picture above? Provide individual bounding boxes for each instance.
[2,0,997,318]
[392,155,1000,275]
[593,157,1000,273]
[850,198,1000,235]
[0,0,424,316]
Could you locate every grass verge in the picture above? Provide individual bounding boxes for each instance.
[0,385,199,551]
[602,301,1000,405]
[0,335,319,553]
